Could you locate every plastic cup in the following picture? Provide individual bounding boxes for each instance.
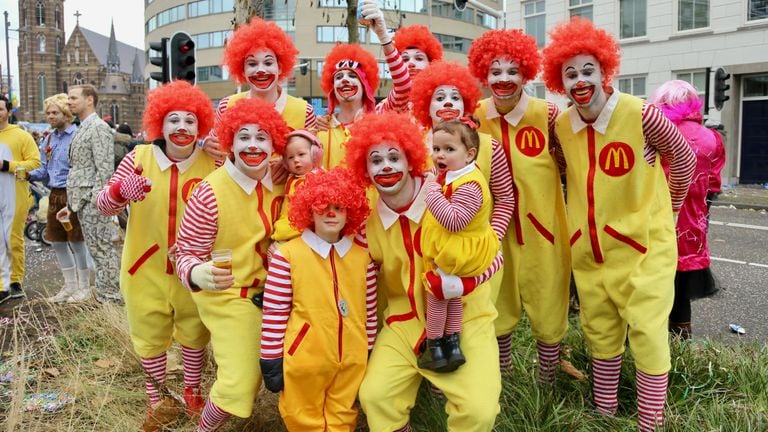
[60,217,73,232]
[211,249,233,272]
[15,166,26,180]
[357,0,372,26]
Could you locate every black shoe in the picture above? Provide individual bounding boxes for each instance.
[0,290,10,305]
[418,338,448,371]
[9,282,24,299]
[439,333,466,373]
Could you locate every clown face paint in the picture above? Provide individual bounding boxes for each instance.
[561,54,606,112]
[487,57,523,101]
[233,123,273,180]
[313,204,348,243]
[163,111,199,156]
[402,48,429,80]
[244,49,280,93]
[333,69,363,104]
[429,85,464,126]
[366,143,411,195]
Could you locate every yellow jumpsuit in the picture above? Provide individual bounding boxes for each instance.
[475,97,570,344]
[271,174,304,242]
[317,120,350,170]
[191,167,284,418]
[121,145,215,358]
[358,182,501,432]
[555,94,675,375]
[278,236,372,431]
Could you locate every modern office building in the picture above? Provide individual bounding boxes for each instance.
[506,0,768,184]
[144,0,502,113]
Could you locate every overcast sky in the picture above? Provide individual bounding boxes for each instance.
[2,0,145,96]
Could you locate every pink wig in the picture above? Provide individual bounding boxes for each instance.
[393,25,443,62]
[651,80,703,124]
[223,18,298,85]
[468,29,541,86]
[142,81,215,141]
[542,17,621,94]
[288,167,370,236]
[345,111,428,186]
[215,98,290,156]
[410,61,482,128]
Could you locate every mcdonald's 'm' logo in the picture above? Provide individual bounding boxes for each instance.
[514,126,546,157]
[598,142,634,177]
[181,178,203,203]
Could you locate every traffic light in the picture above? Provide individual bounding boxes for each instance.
[714,67,730,111]
[149,38,169,84]
[169,31,196,84]
[299,59,308,76]
[454,0,468,10]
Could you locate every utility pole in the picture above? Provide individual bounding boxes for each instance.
[4,11,11,102]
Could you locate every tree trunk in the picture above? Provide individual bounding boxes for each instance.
[346,0,360,44]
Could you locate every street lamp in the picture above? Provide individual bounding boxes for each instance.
[4,11,12,102]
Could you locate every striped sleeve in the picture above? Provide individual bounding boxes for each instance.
[473,251,503,286]
[205,97,230,141]
[354,226,368,249]
[547,102,567,174]
[425,181,483,232]
[175,182,219,290]
[365,260,378,350]
[375,46,412,113]
[489,139,515,240]
[641,102,696,211]
[304,103,317,130]
[95,150,137,216]
[261,250,293,359]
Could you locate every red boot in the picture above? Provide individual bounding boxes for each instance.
[184,386,205,416]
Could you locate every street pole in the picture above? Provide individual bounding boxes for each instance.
[4,11,12,102]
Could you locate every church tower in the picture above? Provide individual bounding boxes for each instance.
[17,0,66,122]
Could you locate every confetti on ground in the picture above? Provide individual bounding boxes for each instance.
[23,391,75,412]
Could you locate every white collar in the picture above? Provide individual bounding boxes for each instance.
[484,91,529,127]
[153,145,203,174]
[568,87,621,135]
[377,176,428,230]
[223,158,273,195]
[274,87,288,114]
[445,162,477,185]
[301,230,353,259]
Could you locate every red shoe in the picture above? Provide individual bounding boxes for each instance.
[183,386,205,416]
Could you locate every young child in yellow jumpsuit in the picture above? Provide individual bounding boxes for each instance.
[260,167,376,431]
[175,97,289,432]
[346,111,504,432]
[418,118,499,373]
[96,81,217,429]
[542,17,696,432]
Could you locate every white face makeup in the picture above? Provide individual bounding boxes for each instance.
[163,111,199,152]
[244,49,280,93]
[312,204,348,243]
[366,143,411,195]
[561,54,605,109]
[402,48,429,80]
[232,123,273,179]
[333,69,363,103]
[486,57,523,101]
[429,85,464,126]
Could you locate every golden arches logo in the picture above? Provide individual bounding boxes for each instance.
[515,126,546,157]
[598,142,634,177]
[181,178,203,203]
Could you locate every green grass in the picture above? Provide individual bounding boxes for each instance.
[1,304,767,431]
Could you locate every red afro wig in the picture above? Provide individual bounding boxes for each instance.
[215,98,290,156]
[393,25,443,62]
[142,80,215,141]
[320,43,380,114]
[467,29,541,86]
[542,17,621,94]
[223,18,298,85]
[410,61,482,128]
[288,167,370,236]
[345,111,428,186]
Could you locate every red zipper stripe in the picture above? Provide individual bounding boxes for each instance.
[527,212,554,245]
[166,165,179,274]
[586,126,603,263]
[604,225,647,254]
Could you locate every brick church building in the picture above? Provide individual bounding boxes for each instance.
[17,0,145,130]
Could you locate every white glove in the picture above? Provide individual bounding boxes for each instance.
[437,268,463,299]
[361,0,390,44]
[190,261,232,291]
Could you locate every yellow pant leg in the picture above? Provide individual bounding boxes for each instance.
[494,239,522,336]
[325,361,366,432]
[10,191,32,283]
[280,365,331,432]
[193,288,262,418]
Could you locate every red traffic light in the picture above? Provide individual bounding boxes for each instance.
[180,42,193,53]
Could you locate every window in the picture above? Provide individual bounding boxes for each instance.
[73,72,85,85]
[378,61,392,80]
[319,0,346,7]
[36,0,45,26]
[569,0,593,21]
[431,1,474,22]
[618,76,646,97]
[743,74,768,97]
[316,26,367,43]
[748,0,768,21]
[620,0,646,38]
[188,0,235,18]
[55,5,61,29]
[38,74,47,111]
[385,0,426,13]
[21,7,27,27]
[56,37,61,55]
[523,0,546,47]
[20,34,27,52]
[678,0,708,30]
[147,5,186,32]
[110,102,120,125]
[196,66,230,82]
[675,70,706,105]
[37,34,46,53]
[478,12,498,29]
[192,31,230,49]
[433,33,473,53]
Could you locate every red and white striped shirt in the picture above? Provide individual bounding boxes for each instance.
[375,47,412,114]
[175,180,219,290]
[488,138,516,240]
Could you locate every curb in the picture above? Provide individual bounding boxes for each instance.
[711,201,768,211]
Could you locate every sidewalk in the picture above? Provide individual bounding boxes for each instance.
[713,184,768,211]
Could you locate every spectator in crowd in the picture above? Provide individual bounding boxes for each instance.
[113,123,134,169]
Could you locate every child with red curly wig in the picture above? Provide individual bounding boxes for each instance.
[542,18,695,432]
[259,167,376,431]
[345,111,503,432]
[94,80,217,429]
[174,97,290,432]
[468,28,571,382]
